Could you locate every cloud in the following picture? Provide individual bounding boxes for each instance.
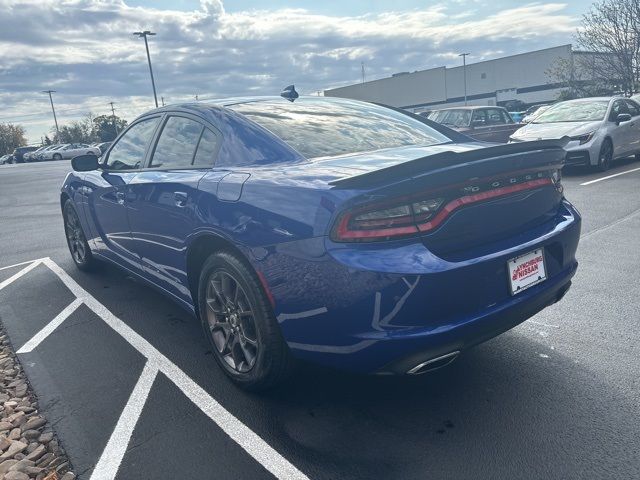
[0,0,577,141]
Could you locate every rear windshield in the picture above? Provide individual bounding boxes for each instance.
[229,99,451,158]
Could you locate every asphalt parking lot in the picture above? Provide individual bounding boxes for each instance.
[0,159,639,480]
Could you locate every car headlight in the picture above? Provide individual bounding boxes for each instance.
[571,131,595,145]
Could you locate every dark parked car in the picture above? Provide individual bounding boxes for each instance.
[61,96,580,390]
[12,145,39,163]
[427,106,522,143]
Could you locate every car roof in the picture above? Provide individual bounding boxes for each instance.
[430,105,506,111]
[138,95,384,118]
[561,97,617,103]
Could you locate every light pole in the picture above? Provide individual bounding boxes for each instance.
[108,101,118,136]
[458,53,470,106]
[42,90,60,140]
[133,31,159,108]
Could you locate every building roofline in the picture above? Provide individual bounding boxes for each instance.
[326,44,574,93]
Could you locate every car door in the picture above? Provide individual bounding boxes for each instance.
[125,114,221,304]
[623,99,640,154]
[61,144,75,159]
[608,100,632,158]
[475,108,516,143]
[79,116,162,271]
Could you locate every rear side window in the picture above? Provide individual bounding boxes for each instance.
[230,100,451,159]
[193,128,219,166]
[107,117,160,170]
[150,116,204,169]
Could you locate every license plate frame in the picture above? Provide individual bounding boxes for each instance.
[508,248,547,295]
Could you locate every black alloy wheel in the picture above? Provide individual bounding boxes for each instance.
[63,201,97,271]
[198,251,293,390]
[597,139,613,172]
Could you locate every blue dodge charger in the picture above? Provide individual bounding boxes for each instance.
[61,94,581,390]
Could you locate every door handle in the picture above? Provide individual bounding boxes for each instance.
[115,191,125,205]
[174,191,188,207]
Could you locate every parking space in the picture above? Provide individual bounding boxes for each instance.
[0,160,639,479]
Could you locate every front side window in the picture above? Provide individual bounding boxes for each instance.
[485,109,507,125]
[609,100,629,121]
[471,110,487,126]
[624,100,640,117]
[231,99,451,159]
[150,116,204,169]
[106,117,160,170]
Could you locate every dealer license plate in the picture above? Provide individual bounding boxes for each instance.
[508,249,546,295]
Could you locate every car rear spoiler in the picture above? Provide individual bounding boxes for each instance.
[328,139,570,189]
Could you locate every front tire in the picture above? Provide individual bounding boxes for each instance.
[596,139,613,172]
[53,153,62,161]
[197,251,293,391]
[63,200,97,271]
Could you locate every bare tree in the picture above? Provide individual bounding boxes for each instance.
[576,0,640,95]
[546,54,616,99]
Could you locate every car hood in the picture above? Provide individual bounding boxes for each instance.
[511,120,602,140]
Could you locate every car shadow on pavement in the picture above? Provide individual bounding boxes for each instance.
[262,334,638,479]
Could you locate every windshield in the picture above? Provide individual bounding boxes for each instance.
[229,99,451,159]
[534,101,608,123]
[427,109,471,128]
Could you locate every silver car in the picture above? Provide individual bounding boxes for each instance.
[510,97,640,171]
[50,143,100,160]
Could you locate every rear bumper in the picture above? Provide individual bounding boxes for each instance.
[375,270,574,375]
[257,200,581,374]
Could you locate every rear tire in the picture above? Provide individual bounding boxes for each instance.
[63,200,98,272]
[635,152,640,162]
[197,251,294,391]
[596,139,613,172]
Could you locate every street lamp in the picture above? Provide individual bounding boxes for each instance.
[133,31,159,108]
[42,90,60,140]
[458,53,470,106]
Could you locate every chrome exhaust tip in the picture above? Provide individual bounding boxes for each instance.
[406,351,460,375]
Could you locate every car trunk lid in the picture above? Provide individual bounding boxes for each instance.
[326,140,567,253]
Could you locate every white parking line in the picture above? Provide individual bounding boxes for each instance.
[17,298,83,354]
[31,258,309,480]
[0,259,42,272]
[0,260,42,291]
[580,166,640,186]
[90,362,159,480]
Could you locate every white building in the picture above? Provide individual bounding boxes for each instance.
[324,45,588,113]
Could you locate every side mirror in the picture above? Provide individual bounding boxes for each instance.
[71,154,99,172]
[616,113,632,124]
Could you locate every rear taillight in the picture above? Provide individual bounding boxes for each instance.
[333,196,445,241]
[332,172,558,242]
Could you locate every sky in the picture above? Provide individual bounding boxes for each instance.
[0,0,588,143]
